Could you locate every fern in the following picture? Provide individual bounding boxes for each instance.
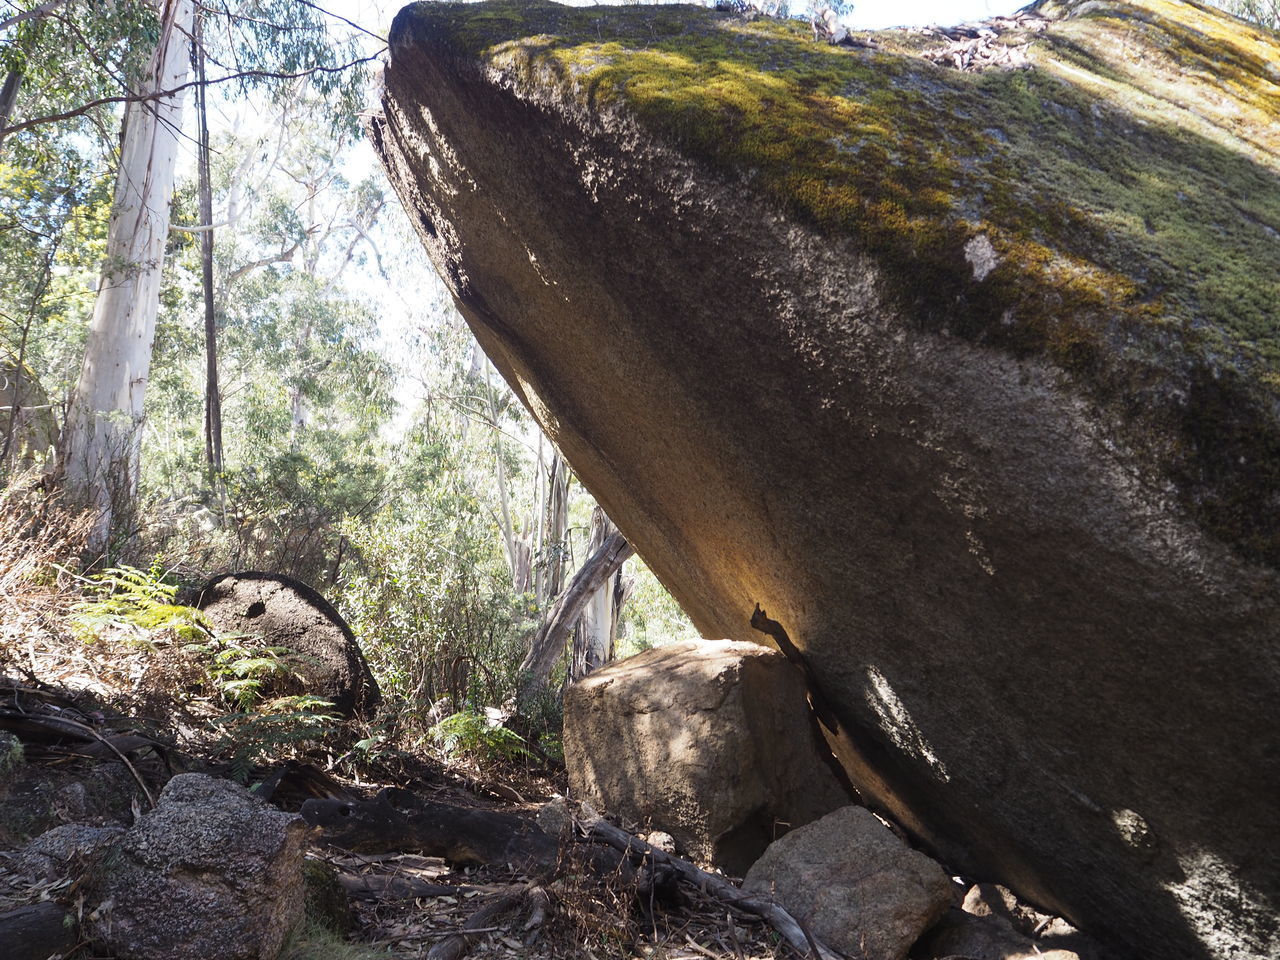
[74,564,299,711]
[429,709,532,764]
[213,698,340,782]
[72,564,212,645]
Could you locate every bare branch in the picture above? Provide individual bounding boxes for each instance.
[0,53,383,139]
[0,0,71,32]
[289,0,388,44]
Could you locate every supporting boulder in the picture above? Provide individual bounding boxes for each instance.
[742,805,953,960]
[564,639,851,874]
[192,571,380,718]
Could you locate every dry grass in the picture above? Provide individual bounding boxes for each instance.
[0,475,94,680]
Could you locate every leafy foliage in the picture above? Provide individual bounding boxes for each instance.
[429,709,532,765]
[212,696,340,784]
[71,563,210,645]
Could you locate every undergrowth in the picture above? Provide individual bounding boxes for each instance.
[429,707,533,764]
[70,563,342,779]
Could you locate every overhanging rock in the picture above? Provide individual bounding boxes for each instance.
[371,1,1280,957]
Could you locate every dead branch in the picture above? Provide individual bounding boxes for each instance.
[426,890,526,960]
[579,811,845,960]
[518,528,634,704]
[337,874,487,900]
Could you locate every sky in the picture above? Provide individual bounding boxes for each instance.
[334,0,1028,43]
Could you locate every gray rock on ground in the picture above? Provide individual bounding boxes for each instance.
[86,773,309,960]
[192,571,380,718]
[564,639,851,874]
[743,805,952,960]
[915,908,1083,960]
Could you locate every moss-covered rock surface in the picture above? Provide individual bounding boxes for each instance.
[395,0,1280,563]
[374,3,1279,958]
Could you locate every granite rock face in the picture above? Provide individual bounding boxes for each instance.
[372,1,1280,956]
[86,774,308,960]
[564,640,851,874]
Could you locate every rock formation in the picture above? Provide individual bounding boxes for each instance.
[193,571,380,718]
[564,640,852,873]
[86,773,309,960]
[371,1,1280,957]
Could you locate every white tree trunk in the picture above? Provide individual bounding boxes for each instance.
[60,0,194,545]
[518,526,634,709]
[575,507,617,677]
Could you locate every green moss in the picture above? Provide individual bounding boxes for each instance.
[301,859,354,934]
[397,0,1280,561]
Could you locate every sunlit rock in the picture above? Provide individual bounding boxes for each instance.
[564,639,851,875]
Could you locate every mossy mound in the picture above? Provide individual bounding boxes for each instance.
[396,0,1280,564]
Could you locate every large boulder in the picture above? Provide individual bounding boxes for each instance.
[373,1,1280,957]
[86,773,309,960]
[192,571,380,717]
[743,805,953,960]
[564,640,851,874]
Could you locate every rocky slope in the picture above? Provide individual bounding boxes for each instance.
[370,2,1280,957]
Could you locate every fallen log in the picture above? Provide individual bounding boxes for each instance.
[426,890,526,960]
[579,811,843,960]
[0,902,79,960]
[301,787,562,872]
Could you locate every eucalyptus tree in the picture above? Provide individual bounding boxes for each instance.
[0,0,378,551]
[58,0,196,548]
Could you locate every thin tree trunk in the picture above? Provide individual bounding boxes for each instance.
[533,433,545,603]
[484,358,518,587]
[195,14,223,482]
[0,70,22,148]
[542,453,569,605]
[59,0,195,549]
[572,507,618,680]
[1,240,58,473]
[518,527,633,709]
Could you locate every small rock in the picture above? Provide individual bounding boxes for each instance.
[961,882,1050,933]
[86,773,309,960]
[915,907,1081,960]
[743,805,952,960]
[536,797,573,839]
[644,830,677,853]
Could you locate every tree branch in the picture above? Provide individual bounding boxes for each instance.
[580,812,844,960]
[0,53,383,139]
[0,0,71,32]
[518,528,634,705]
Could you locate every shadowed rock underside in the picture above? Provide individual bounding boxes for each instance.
[371,2,1280,957]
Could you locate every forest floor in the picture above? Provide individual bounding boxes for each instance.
[0,604,791,960]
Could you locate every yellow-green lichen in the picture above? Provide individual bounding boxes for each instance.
[397,0,1280,561]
